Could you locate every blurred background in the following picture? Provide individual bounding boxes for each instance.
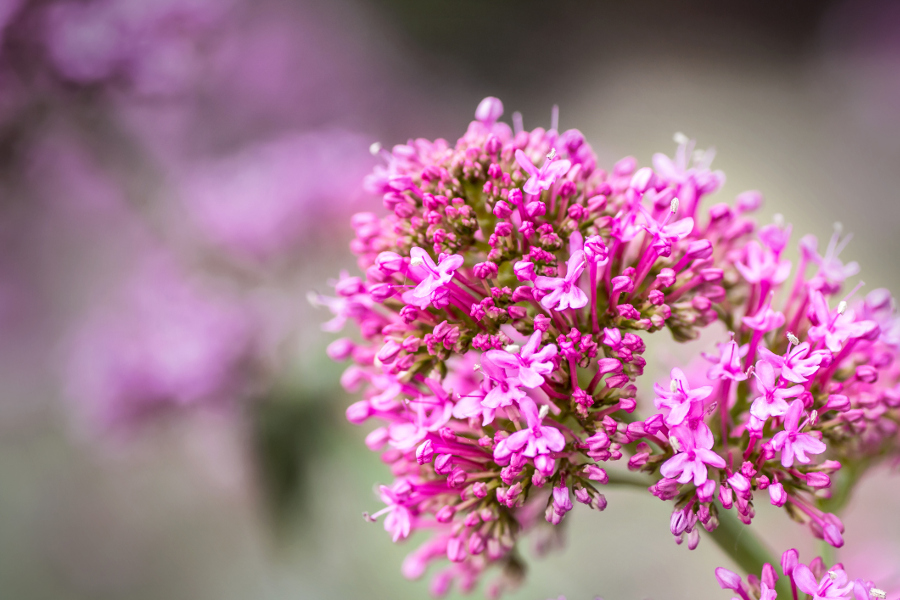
[1,0,900,598]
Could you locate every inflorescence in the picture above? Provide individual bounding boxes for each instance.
[316,97,900,598]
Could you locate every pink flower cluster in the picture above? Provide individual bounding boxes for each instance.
[67,259,261,428]
[717,549,888,600]
[319,97,900,596]
[653,221,900,551]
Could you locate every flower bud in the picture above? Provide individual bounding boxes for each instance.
[736,190,763,213]
[475,97,504,124]
[805,472,831,488]
[435,505,456,523]
[415,439,434,465]
[447,536,466,562]
[582,464,608,483]
[768,482,787,507]
[346,400,371,424]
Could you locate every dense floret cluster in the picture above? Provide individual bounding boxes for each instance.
[317,98,900,597]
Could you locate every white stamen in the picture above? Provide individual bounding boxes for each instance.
[774,213,785,227]
[410,257,425,267]
[538,405,550,420]
[834,221,844,234]
[369,142,382,156]
[473,364,481,372]
[810,409,818,424]
[669,435,681,452]
[362,511,375,522]
[546,148,557,161]
[837,301,848,315]
[504,344,521,354]
[673,132,689,145]
[871,588,886,599]
[692,149,706,163]
[828,571,837,581]
[670,198,680,214]
[787,332,800,346]
[670,379,680,393]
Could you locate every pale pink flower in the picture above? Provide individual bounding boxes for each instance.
[661,422,725,486]
[534,251,588,311]
[402,247,464,309]
[484,330,557,388]
[771,399,826,467]
[653,367,714,426]
[750,360,804,421]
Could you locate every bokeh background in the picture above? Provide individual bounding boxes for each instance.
[1,1,900,599]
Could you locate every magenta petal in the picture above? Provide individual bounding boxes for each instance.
[666,400,691,426]
[784,399,803,431]
[439,254,465,273]
[452,394,482,419]
[486,351,519,370]
[663,217,694,239]
[533,275,560,293]
[521,330,541,357]
[542,426,566,452]
[696,448,726,469]
[523,178,541,195]
[505,429,531,452]
[791,565,819,596]
[691,461,708,486]
[543,159,571,181]
[715,567,742,591]
[515,149,539,177]
[538,287,564,310]
[660,453,689,479]
[517,367,544,389]
[564,287,588,310]
[530,344,558,364]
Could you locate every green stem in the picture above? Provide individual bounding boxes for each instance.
[707,504,792,599]
[604,473,793,597]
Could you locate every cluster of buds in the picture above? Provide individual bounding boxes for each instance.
[317,97,900,596]
[716,548,889,600]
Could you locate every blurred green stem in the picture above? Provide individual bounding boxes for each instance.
[604,473,791,597]
[707,504,792,599]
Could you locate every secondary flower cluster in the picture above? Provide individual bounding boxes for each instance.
[651,224,900,551]
[716,549,888,600]
[318,97,900,596]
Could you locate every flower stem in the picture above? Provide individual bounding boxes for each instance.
[706,504,792,599]
[603,471,792,598]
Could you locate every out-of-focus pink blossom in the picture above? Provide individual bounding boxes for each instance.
[67,260,258,428]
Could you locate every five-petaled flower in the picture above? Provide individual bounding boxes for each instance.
[660,422,726,486]
[771,399,826,467]
[485,330,558,388]
[401,247,464,309]
[654,367,714,426]
[534,250,589,311]
[750,360,804,421]
[515,149,572,196]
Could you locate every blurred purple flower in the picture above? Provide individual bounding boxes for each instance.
[42,0,234,94]
[66,259,259,428]
[179,131,373,261]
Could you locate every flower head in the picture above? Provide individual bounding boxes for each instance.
[319,97,900,592]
